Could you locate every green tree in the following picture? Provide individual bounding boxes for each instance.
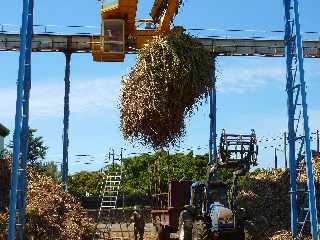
[67,152,236,207]
[68,171,104,197]
[121,151,208,197]
[35,161,61,183]
[8,128,49,166]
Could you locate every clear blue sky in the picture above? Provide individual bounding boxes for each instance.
[1,0,320,173]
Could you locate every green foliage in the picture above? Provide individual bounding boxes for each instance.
[121,153,154,195]
[68,151,209,199]
[8,128,48,166]
[217,167,234,188]
[67,171,104,197]
[34,161,61,183]
[67,152,241,206]
[119,151,208,197]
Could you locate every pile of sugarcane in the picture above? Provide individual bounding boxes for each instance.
[270,230,311,240]
[0,157,96,239]
[0,156,10,212]
[237,156,320,240]
[120,33,213,148]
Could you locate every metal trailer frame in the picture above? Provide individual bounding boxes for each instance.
[283,0,318,239]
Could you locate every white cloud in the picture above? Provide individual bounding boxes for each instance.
[0,77,120,121]
[310,110,320,131]
[216,63,285,94]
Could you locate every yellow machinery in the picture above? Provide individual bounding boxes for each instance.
[92,0,181,62]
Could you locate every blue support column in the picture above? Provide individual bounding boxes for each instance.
[7,0,31,239]
[293,0,318,238]
[18,0,34,238]
[283,0,319,239]
[284,0,298,235]
[209,56,217,165]
[62,52,71,191]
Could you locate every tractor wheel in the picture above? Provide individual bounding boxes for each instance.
[192,219,210,240]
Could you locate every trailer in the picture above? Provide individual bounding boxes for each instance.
[151,180,193,239]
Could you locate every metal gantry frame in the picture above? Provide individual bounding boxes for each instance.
[5,0,319,239]
[283,0,318,239]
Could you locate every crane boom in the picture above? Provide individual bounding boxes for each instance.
[155,0,180,34]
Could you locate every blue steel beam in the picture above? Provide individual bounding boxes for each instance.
[7,0,31,239]
[283,0,298,236]
[18,0,34,238]
[2,34,320,58]
[62,52,71,191]
[209,56,217,165]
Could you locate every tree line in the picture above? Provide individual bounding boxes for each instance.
[5,129,234,207]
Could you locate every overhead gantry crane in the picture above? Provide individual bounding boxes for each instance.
[6,1,185,239]
[92,0,181,61]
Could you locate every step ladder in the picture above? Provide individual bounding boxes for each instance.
[95,171,122,239]
[94,149,132,240]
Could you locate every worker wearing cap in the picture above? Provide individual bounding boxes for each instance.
[131,206,145,240]
[178,205,194,240]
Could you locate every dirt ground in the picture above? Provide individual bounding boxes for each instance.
[98,223,158,240]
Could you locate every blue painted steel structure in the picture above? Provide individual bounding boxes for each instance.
[283,0,319,239]
[5,0,318,238]
[209,56,217,165]
[62,52,71,191]
[7,0,33,239]
[17,0,33,239]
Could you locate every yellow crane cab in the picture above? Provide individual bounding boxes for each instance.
[92,0,181,62]
[92,0,137,62]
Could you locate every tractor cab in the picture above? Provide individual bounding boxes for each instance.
[207,181,228,208]
[190,181,229,213]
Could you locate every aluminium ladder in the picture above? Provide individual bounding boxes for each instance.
[95,171,122,239]
[95,149,131,240]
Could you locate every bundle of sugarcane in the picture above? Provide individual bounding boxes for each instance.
[120,32,213,148]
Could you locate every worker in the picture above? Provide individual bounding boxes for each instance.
[130,205,145,240]
[178,205,194,240]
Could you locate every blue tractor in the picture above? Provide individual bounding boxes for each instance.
[178,130,258,240]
